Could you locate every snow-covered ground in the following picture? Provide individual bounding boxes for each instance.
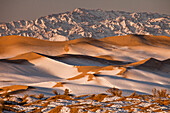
[1,92,169,113]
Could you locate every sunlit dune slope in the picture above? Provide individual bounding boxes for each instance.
[0,36,111,58]
[100,34,170,46]
[0,52,44,65]
[0,35,170,60]
[8,52,43,61]
[0,85,30,95]
[0,35,66,58]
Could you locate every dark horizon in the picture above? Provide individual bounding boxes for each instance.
[0,0,170,23]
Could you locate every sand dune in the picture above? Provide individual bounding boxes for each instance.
[0,52,169,96]
[0,35,170,97]
[0,36,112,59]
[0,35,66,58]
[0,85,30,96]
[125,57,170,73]
[1,35,170,60]
[136,58,170,71]
[40,54,128,66]
[8,52,43,61]
[100,34,170,46]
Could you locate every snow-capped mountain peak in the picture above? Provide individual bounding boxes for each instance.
[0,8,169,41]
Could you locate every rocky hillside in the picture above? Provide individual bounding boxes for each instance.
[0,8,169,41]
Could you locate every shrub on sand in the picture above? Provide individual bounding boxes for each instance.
[53,90,60,95]
[64,89,70,96]
[106,87,122,96]
[152,88,169,97]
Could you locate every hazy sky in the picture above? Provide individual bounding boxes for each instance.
[0,0,169,23]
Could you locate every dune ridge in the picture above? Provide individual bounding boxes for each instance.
[0,34,169,97]
[0,34,170,59]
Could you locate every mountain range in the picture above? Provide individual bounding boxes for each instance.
[0,8,169,41]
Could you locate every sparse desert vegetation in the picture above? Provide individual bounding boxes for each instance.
[0,88,169,113]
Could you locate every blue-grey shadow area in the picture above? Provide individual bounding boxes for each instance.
[94,74,170,89]
[21,86,64,97]
[121,89,150,96]
[35,52,130,66]
[0,59,34,66]
[0,62,62,81]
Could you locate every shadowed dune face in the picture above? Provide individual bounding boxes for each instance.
[0,34,170,96]
[135,58,170,74]
[0,59,34,65]
[124,57,170,71]
[42,54,128,66]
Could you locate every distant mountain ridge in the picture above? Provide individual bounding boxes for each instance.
[0,8,169,41]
